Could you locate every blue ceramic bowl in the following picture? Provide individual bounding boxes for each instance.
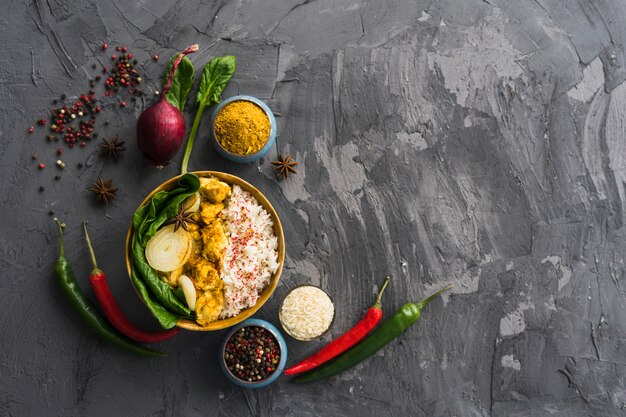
[210,95,277,163]
[219,318,287,388]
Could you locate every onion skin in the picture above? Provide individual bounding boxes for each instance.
[137,44,198,167]
[137,100,186,167]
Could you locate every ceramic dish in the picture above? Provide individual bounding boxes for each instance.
[278,284,335,341]
[125,171,285,331]
[219,318,287,388]
[209,95,277,163]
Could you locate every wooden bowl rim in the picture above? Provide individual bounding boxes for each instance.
[124,171,285,331]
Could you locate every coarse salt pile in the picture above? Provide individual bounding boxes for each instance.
[220,185,279,318]
[280,285,334,340]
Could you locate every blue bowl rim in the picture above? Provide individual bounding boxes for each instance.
[210,95,277,163]
[219,318,288,388]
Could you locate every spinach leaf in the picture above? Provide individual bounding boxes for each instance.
[196,55,236,106]
[173,288,186,304]
[132,236,190,316]
[130,264,180,329]
[131,174,201,327]
[162,54,195,112]
[181,55,236,174]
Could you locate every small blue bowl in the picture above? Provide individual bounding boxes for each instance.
[210,95,277,163]
[219,318,287,388]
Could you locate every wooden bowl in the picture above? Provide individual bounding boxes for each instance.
[125,171,285,331]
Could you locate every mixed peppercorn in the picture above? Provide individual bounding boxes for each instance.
[29,44,146,175]
[29,43,155,201]
[224,326,280,382]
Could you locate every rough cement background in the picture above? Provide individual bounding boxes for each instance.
[1,0,626,416]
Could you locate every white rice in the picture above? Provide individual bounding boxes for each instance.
[219,185,279,318]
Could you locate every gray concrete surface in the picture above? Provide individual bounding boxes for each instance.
[1,0,626,416]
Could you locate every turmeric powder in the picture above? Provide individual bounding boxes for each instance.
[213,100,270,155]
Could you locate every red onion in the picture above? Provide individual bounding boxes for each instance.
[137,44,198,167]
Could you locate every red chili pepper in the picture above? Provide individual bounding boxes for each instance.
[284,276,391,376]
[83,222,179,343]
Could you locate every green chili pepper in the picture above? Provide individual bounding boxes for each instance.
[292,284,452,383]
[53,220,165,357]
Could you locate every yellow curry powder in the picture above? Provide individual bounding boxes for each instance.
[214,100,270,155]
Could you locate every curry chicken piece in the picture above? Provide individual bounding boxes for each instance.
[199,177,231,203]
[186,231,204,266]
[199,202,224,225]
[202,220,228,263]
[191,258,222,291]
[195,288,224,325]
[161,265,184,287]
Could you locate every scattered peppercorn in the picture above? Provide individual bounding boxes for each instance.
[31,45,143,160]
[224,326,281,383]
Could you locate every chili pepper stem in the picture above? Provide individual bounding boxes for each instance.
[54,218,65,259]
[83,222,101,273]
[417,284,453,309]
[373,276,391,309]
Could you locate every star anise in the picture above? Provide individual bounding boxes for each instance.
[271,154,298,180]
[89,178,118,204]
[164,205,198,232]
[100,135,126,160]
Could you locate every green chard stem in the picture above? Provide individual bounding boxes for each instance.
[181,102,206,175]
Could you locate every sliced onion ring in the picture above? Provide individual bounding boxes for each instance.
[182,192,201,213]
[145,224,192,272]
[177,274,197,311]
